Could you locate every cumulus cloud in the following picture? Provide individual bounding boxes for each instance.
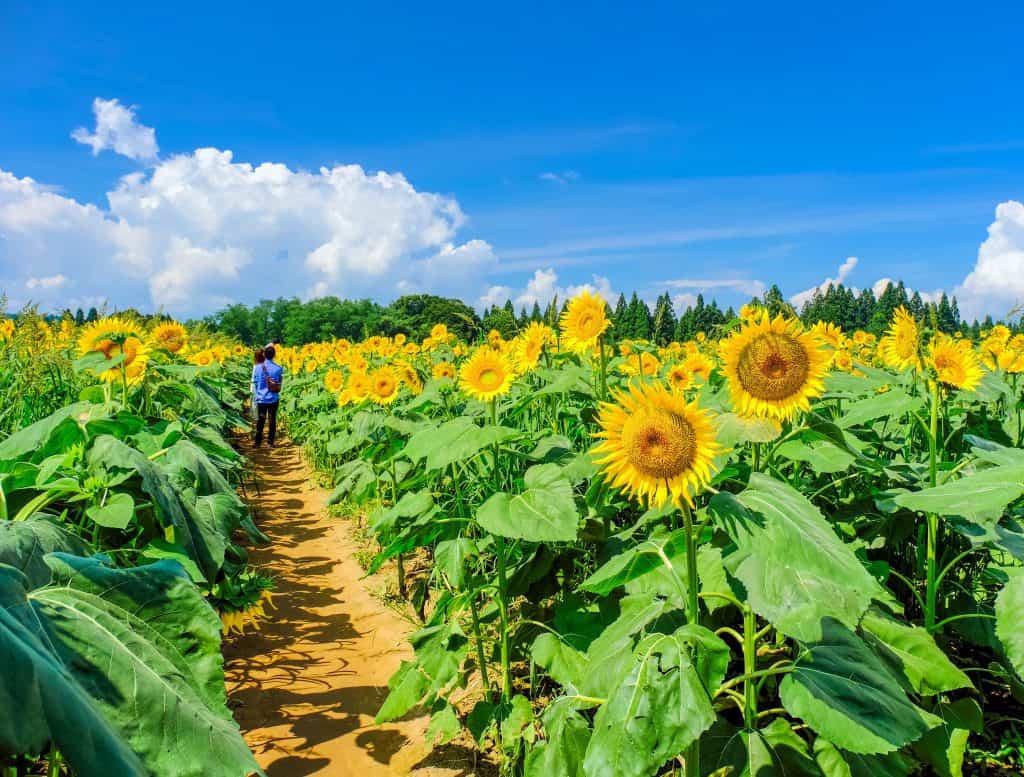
[956,200,1024,320]
[71,98,159,161]
[479,268,615,311]
[790,256,858,307]
[2,113,497,314]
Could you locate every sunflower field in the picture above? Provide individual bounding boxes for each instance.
[0,312,270,777]
[278,293,1024,776]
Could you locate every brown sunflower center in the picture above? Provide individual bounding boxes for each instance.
[621,408,697,479]
[736,332,810,401]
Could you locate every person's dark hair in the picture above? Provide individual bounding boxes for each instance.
[254,348,266,364]
[265,345,276,360]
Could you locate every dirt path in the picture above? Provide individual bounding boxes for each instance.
[224,438,479,777]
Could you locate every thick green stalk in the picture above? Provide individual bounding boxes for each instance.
[925,380,940,631]
[681,503,700,777]
[495,535,512,702]
[469,592,493,699]
[597,334,609,400]
[742,607,758,730]
[47,747,61,777]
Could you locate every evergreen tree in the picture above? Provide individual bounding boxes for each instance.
[652,293,677,345]
[74,308,85,326]
[936,293,957,333]
[530,301,543,322]
[86,307,99,323]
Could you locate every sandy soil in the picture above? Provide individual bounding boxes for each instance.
[224,438,484,777]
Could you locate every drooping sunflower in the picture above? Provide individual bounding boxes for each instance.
[928,334,983,391]
[719,311,828,421]
[151,321,188,353]
[432,361,457,379]
[878,306,921,372]
[593,381,722,508]
[560,291,610,354]
[324,368,345,393]
[78,316,150,384]
[459,347,515,402]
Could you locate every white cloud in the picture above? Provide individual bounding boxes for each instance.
[671,293,699,311]
[956,200,1024,320]
[25,273,68,290]
[71,98,159,161]
[1,129,496,314]
[790,256,858,307]
[871,277,942,305]
[476,268,615,311]
[539,170,580,184]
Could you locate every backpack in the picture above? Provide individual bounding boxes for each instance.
[262,364,282,394]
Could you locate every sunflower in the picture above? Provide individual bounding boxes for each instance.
[395,360,423,394]
[431,323,450,342]
[370,366,401,405]
[560,291,610,354]
[151,321,188,353]
[433,361,457,379]
[878,306,921,372]
[0,319,15,342]
[513,336,545,373]
[459,347,515,401]
[191,349,215,367]
[682,352,715,382]
[324,368,345,393]
[349,371,372,401]
[593,381,722,508]
[928,334,983,391]
[619,351,661,377]
[665,363,693,392]
[719,311,828,421]
[78,316,150,383]
[810,321,847,349]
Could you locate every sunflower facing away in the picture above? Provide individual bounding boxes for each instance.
[719,311,828,421]
[878,306,921,372]
[151,321,188,353]
[593,381,722,508]
[560,291,610,354]
[459,347,515,402]
[928,334,983,391]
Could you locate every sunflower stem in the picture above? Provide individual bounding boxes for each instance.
[494,535,512,703]
[597,334,609,400]
[742,606,758,731]
[680,501,701,777]
[925,379,941,632]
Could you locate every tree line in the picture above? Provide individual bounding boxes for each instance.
[196,281,1019,347]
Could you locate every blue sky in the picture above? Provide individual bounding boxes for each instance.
[2,0,1023,320]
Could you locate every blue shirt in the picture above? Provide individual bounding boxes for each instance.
[252,360,284,404]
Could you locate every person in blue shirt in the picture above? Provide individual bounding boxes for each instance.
[252,345,284,448]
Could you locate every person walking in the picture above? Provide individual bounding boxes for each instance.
[252,345,284,448]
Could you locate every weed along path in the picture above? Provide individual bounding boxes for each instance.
[224,438,475,777]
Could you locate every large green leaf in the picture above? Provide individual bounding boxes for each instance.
[779,620,941,755]
[0,516,90,588]
[579,594,670,698]
[838,390,923,429]
[477,463,579,542]
[86,492,136,529]
[911,698,983,777]
[996,569,1024,679]
[860,608,972,695]
[0,565,146,777]
[892,464,1024,522]
[583,629,716,777]
[525,697,592,777]
[403,417,519,471]
[709,475,883,640]
[29,556,261,777]
[579,528,688,602]
[532,632,588,691]
[0,401,93,462]
[813,738,913,777]
[434,536,476,589]
[775,439,855,474]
